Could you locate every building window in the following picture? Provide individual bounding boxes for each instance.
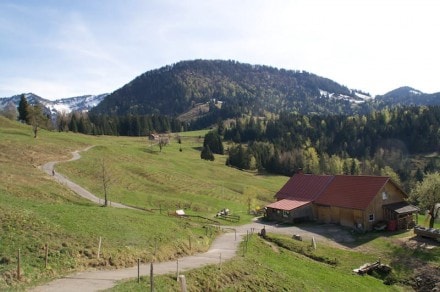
[368,214,375,222]
[283,210,290,218]
[382,191,388,200]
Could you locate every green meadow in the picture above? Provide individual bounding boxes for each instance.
[1,117,438,291]
[0,117,286,290]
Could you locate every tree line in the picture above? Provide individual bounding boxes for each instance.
[56,112,185,136]
[220,106,440,191]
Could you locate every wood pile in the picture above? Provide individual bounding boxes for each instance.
[414,226,440,241]
[353,261,391,275]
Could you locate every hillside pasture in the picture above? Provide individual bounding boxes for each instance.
[56,131,286,219]
[0,117,286,290]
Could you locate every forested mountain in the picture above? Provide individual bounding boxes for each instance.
[2,60,439,188]
[91,59,372,120]
[376,86,440,106]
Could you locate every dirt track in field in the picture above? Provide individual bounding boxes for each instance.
[32,147,355,291]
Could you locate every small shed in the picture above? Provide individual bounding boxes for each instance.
[266,199,313,223]
[383,202,419,230]
[266,174,333,223]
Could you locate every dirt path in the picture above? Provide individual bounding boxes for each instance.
[39,146,134,209]
[33,147,354,291]
[31,231,243,292]
[31,221,353,292]
[33,146,247,291]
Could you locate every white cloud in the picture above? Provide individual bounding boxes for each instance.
[1,0,440,99]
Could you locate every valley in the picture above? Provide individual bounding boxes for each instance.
[1,117,438,291]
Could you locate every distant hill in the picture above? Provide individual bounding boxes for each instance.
[91,60,373,120]
[376,86,440,106]
[3,61,440,126]
[0,93,107,120]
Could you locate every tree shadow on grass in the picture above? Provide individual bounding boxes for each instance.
[143,147,160,154]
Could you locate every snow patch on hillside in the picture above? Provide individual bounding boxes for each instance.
[319,89,371,104]
[0,93,107,120]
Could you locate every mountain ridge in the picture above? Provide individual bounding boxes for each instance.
[2,60,440,121]
[0,93,107,120]
[91,59,373,118]
[376,86,440,106]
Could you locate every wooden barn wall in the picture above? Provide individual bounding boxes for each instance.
[266,204,313,223]
[383,182,407,203]
[292,205,314,219]
[265,207,280,221]
[353,209,364,227]
[316,205,364,228]
[330,207,340,223]
[339,208,354,227]
[316,205,331,223]
[364,182,407,230]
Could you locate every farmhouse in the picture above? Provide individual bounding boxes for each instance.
[266,173,418,231]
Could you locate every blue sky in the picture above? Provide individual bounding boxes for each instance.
[1,0,439,100]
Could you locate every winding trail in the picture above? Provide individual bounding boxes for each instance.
[31,231,243,292]
[33,146,354,291]
[39,146,133,209]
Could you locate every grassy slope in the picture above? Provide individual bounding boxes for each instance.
[110,234,400,292]
[0,117,287,290]
[112,229,440,291]
[55,131,286,219]
[2,117,438,291]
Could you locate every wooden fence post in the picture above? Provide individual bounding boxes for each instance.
[97,237,102,259]
[150,262,154,292]
[179,275,187,292]
[45,244,48,268]
[219,253,222,270]
[137,259,140,283]
[17,248,21,281]
[176,259,179,281]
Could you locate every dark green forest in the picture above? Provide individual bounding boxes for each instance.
[57,112,184,136]
[222,106,440,191]
[92,60,372,118]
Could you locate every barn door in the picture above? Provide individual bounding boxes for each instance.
[317,206,331,223]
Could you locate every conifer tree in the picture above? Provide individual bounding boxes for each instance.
[203,131,224,155]
[17,94,30,124]
[201,145,215,161]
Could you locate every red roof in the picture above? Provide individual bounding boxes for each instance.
[272,174,397,211]
[315,175,390,210]
[266,199,310,211]
[276,174,334,201]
